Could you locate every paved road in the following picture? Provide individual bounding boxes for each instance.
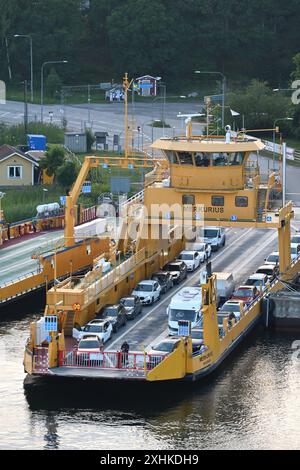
[0,231,63,287]
[0,100,201,147]
[2,100,300,202]
[107,220,300,352]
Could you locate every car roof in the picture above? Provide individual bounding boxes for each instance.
[104,303,121,308]
[257,264,276,270]
[180,250,196,254]
[267,252,279,256]
[79,335,99,341]
[223,299,243,305]
[88,319,107,325]
[236,285,256,289]
[248,273,267,280]
[137,280,157,285]
[155,337,181,345]
[291,242,299,247]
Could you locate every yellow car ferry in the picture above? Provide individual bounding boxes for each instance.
[23,106,298,387]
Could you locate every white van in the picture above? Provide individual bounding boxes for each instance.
[198,226,226,251]
[167,287,202,335]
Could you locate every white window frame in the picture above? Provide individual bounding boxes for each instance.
[7,165,23,180]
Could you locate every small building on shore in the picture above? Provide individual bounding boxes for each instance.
[0,144,39,187]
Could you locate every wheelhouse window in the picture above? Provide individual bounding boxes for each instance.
[164,150,178,164]
[212,153,228,166]
[212,196,224,206]
[182,195,195,205]
[235,196,248,207]
[194,152,210,167]
[228,152,245,166]
[177,152,194,165]
[8,166,22,179]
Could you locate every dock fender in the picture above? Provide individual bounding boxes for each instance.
[262,296,275,318]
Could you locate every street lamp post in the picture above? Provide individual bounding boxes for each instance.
[195,70,226,130]
[273,118,293,170]
[14,34,34,102]
[0,192,5,246]
[151,94,186,138]
[41,60,68,122]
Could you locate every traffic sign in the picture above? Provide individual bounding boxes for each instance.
[231,215,238,222]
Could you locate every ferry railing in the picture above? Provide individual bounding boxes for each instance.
[83,248,146,304]
[59,349,165,371]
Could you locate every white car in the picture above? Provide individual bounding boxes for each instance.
[178,250,202,271]
[265,252,279,265]
[79,319,113,344]
[245,273,269,291]
[291,234,300,245]
[76,336,104,364]
[146,337,181,367]
[132,280,162,305]
[291,243,300,261]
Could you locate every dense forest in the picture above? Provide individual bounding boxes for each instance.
[1,0,300,88]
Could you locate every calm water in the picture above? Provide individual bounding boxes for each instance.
[0,301,299,450]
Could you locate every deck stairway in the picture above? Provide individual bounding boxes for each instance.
[63,311,75,336]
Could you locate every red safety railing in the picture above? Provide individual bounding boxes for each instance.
[58,349,165,371]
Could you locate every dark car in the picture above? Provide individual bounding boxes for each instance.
[99,304,127,332]
[120,296,142,320]
[163,260,188,284]
[151,271,174,294]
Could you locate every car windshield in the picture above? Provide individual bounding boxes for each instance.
[221,303,240,312]
[291,246,298,254]
[79,340,99,349]
[122,298,135,307]
[180,254,194,260]
[234,289,254,297]
[291,236,300,244]
[191,329,203,339]
[152,341,177,352]
[247,279,265,287]
[169,309,197,322]
[267,255,279,263]
[83,325,103,333]
[198,246,205,252]
[257,268,274,276]
[153,275,166,282]
[166,264,180,271]
[203,229,218,238]
[104,307,119,316]
[136,284,153,292]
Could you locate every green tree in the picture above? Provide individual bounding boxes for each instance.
[56,161,78,188]
[45,67,62,98]
[227,80,290,130]
[40,145,65,177]
[85,129,95,152]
